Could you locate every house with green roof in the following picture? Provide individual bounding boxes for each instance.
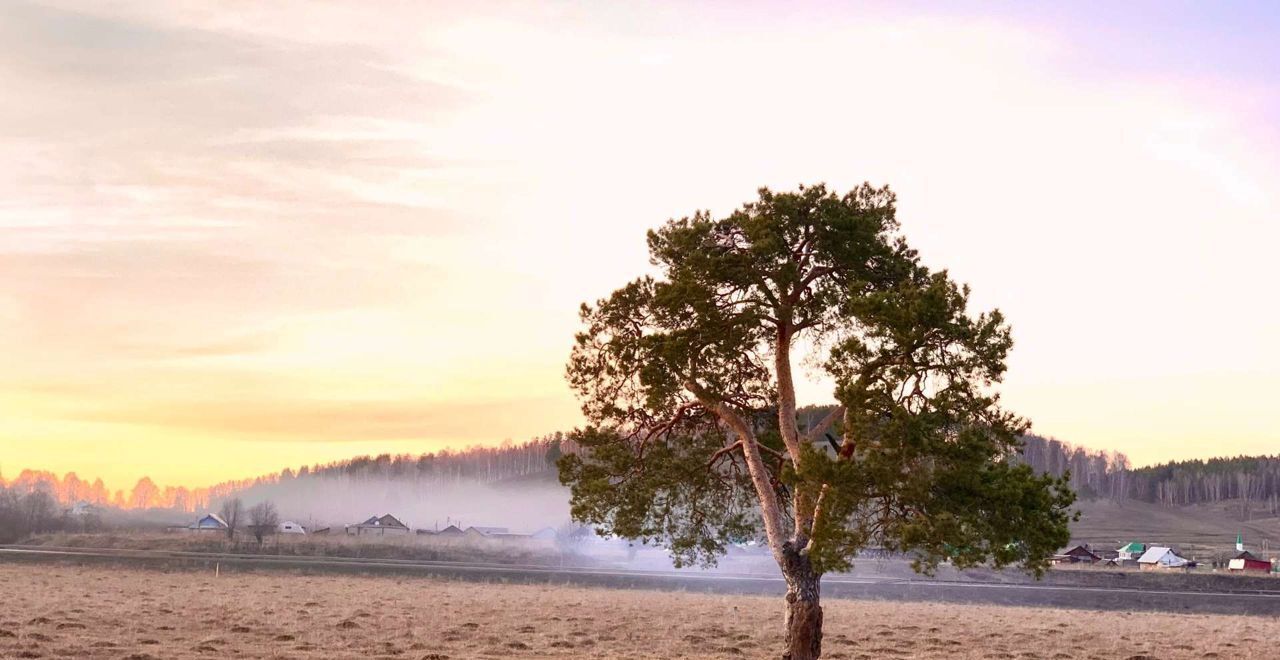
[1117,542,1146,561]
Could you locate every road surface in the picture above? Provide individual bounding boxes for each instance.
[4,545,1279,615]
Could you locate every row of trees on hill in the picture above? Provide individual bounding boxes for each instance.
[206,434,572,508]
[1,435,573,514]
[798,406,1136,501]
[1124,456,1280,513]
[202,436,575,530]
[1016,435,1131,500]
[9,428,1280,515]
[0,483,100,543]
[284,434,572,484]
[0,469,216,513]
[2,469,117,507]
[1007,434,1280,514]
[809,405,1280,512]
[1016,436,1280,513]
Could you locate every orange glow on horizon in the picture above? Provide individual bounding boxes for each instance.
[1,3,1276,491]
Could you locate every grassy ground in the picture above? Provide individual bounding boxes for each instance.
[1,563,1277,659]
[21,531,575,566]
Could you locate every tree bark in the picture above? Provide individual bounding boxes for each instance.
[773,325,803,459]
[781,550,823,660]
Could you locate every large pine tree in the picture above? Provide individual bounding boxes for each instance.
[559,183,1074,659]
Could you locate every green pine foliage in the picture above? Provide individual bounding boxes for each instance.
[559,183,1075,578]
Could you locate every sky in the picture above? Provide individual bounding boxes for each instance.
[2,1,1278,492]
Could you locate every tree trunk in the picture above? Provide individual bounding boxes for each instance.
[782,553,823,660]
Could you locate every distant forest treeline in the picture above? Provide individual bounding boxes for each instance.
[7,418,1280,515]
[0,434,573,513]
[1017,435,1280,513]
[802,405,1280,513]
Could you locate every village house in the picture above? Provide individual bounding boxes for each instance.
[188,513,229,533]
[1117,542,1146,562]
[1052,543,1101,564]
[417,524,463,536]
[345,514,410,536]
[1137,546,1191,570]
[1228,550,1271,574]
[278,521,306,535]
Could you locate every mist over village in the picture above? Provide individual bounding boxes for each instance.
[2,2,1279,659]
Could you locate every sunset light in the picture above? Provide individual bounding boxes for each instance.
[4,4,1280,659]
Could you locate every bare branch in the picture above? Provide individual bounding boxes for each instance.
[707,440,744,470]
[644,400,702,442]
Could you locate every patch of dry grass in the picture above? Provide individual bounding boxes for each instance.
[25,531,570,566]
[0,563,1275,659]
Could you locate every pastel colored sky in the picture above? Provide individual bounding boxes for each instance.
[2,1,1277,492]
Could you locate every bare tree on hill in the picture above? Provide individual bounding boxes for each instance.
[218,498,243,541]
[248,501,279,545]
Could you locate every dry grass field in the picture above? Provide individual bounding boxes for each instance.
[23,531,573,566]
[1,563,1277,659]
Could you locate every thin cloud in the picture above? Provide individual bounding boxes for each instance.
[48,396,576,443]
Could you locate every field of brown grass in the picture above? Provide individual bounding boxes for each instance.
[1,562,1276,659]
[22,531,575,566]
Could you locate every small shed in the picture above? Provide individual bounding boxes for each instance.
[188,513,229,532]
[1228,550,1271,574]
[278,521,306,535]
[1137,546,1189,570]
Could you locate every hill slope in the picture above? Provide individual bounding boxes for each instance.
[1070,498,1280,560]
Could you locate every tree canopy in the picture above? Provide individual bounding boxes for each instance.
[559,183,1075,576]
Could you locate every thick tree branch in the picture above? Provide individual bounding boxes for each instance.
[838,408,857,460]
[773,329,804,461]
[802,484,830,555]
[773,327,818,543]
[684,380,787,563]
[797,265,833,292]
[803,405,844,444]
